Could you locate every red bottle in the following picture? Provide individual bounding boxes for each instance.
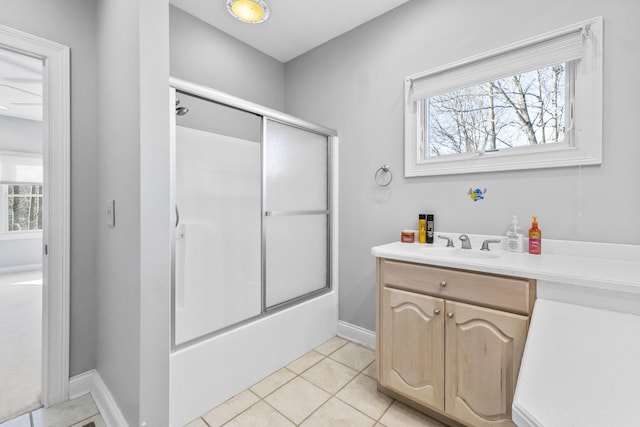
[528,216,541,254]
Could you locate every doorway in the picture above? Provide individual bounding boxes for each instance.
[0,24,70,420]
[0,45,44,423]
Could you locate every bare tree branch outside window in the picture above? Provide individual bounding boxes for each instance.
[7,184,43,232]
[425,64,565,157]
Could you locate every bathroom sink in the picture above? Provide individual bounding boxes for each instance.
[421,247,500,260]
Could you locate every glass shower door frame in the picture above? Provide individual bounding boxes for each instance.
[170,80,337,351]
[261,117,333,313]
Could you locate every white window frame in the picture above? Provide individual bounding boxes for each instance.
[0,151,44,239]
[1,183,44,240]
[404,17,603,177]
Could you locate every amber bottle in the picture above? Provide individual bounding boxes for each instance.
[528,216,541,254]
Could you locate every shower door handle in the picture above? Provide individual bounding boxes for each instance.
[175,205,180,228]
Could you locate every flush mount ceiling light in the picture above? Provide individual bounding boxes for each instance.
[226,0,270,23]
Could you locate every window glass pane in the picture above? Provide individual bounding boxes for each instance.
[424,64,566,158]
[7,184,43,232]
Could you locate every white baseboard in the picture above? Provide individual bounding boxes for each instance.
[69,370,93,399]
[69,370,129,427]
[0,264,42,275]
[337,320,376,350]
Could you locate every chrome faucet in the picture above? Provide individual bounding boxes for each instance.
[459,234,472,249]
[437,235,455,247]
[481,239,501,251]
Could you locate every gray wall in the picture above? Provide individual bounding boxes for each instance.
[95,0,141,422]
[0,0,98,376]
[284,0,640,332]
[96,0,171,424]
[170,5,285,110]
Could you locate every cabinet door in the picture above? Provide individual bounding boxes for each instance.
[445,300,528,427]
[380,287,445,410]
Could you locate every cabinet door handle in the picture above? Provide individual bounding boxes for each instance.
[440,280,447,288]
[434,308,441,315]
[447,312,454,319]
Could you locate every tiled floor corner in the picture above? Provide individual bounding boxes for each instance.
[187,337,446,427]
[0,392,106,427]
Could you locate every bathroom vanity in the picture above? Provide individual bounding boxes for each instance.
[376,257,535,426]
[372,235,640,427]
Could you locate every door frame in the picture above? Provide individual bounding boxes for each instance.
[0,24,70,407]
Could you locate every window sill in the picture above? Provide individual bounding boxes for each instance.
[0,231,43,241]
[405,144,601,177]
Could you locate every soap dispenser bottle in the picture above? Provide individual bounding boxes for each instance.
[506,215,524,252]
[528,216,542,254]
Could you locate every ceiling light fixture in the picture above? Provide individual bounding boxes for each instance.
[226,0,270,24]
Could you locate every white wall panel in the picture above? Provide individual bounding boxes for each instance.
[174,126,261,344]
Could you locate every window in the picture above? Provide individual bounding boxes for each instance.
[405,17,603,177]
[6,184,43,233]
[424,64,568,157]
[0,152,43,238]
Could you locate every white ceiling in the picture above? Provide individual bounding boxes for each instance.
[170,0,411,63]
[0,48,42,122]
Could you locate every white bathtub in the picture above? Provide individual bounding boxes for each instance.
[169,290,337,426]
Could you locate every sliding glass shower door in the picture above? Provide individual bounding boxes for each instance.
[173,93,262,346]
[264,119,329,309]
[172,87,334,348]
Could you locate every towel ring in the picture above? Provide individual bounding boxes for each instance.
[375,165,392,187]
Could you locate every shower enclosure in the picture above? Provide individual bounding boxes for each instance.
[169,78,338,426]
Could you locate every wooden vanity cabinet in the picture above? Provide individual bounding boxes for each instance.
[377,258,535,427]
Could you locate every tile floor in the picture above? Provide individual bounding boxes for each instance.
[185,337,445,427]
[1,337,446,427]
[0,393,106,427]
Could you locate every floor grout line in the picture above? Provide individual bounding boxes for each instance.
[211,340,388,427]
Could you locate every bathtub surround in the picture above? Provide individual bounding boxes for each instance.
[168,77,339,426]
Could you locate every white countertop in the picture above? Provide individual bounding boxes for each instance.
[513,299,640,427]
[371,235,640,296]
